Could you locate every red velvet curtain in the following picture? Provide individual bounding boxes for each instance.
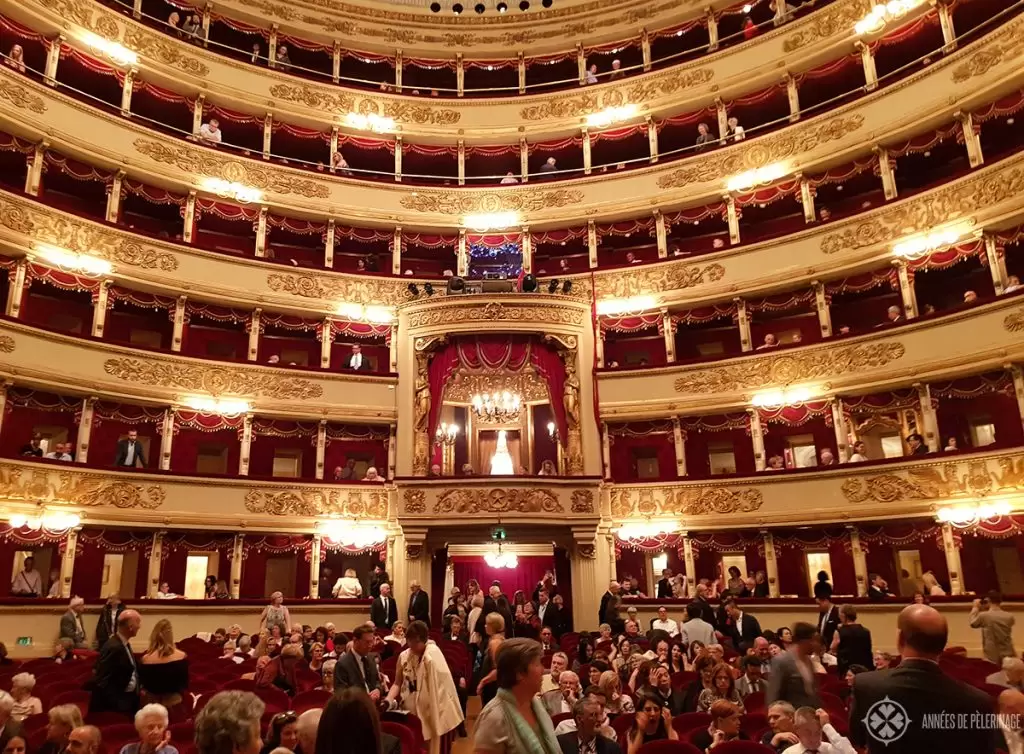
[450,555,554,604]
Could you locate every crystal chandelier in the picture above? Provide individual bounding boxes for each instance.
[471,391,522,420]
[484,543,518,569]
[435,422,459,446]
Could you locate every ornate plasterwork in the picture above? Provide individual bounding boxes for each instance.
[519,68,713,121]
[103,358,324,400]
[841,454,1024,503]
[593,262,724,299]
[407,302,584,329]
[673,341,905,394]
[657,115,864,189]
[821,163,1024,254]
[444,369,550,404]
[134,140,330,200]
[0,336,15,353]
[0,195,179,271]
[571,489,595,514]
[0,81,47,115]
[1004,309,1024,333]
[432,487,564,514]
[269,84,460,125]
[244,487,387,517]
[402,489,426,514]
[266,272,412,307]
[0,463,164,509]
[951,18,1024,82]
[610,485,763,517]
[400,190,583,214]
[782,0,873,52]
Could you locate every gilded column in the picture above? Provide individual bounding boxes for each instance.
[91,280,111,339]
[984,234,1008,295]
[785,73,800,122]
[268,26,279,67]
[893,259,918,319]
[76,397,95,463]
[582,129,592,176]
[25,141,47,196]
[457,139,465,186]
[1009,365,1024,437]
[672,419,687,477]
[309,533,322,598]
[856,41,878,91]
[596,330,605,368]
[641,29,652,71]
[324,219,336,269]
[119,68,136,117]
[735,297,752,352]
[0,384,8,439]
[576,43,585,85]
[915,382,940,452]
[395,50,404,91]
[331,42,341,84]
[714,97,728,140]
[182,191,196,243]
[798,174,815,223]
[706,7,719,52]
[395,136,402,182]
[319,318,333,368]
[600,422,611,479]
[159,408,174,471]
[191,95,205,138]
[329,127,339,171]
[44,35,63,86]
[813,281,832,338]
[747,408,766,471]
[662,310,676,363]
[171,295,186,352]
[392,227,403,274]
[387,423,397,480]
[682,533,697,596]
[520,138,529,182]
[229,534,244,599]
[647,116,659,163]
[389,325,398,372]
[517,52,526,94]
[5,260,26,318]
[940,522,964,595]
[247,308,261,361]
[60,527,80,599]
[570,526,613,629]
[849,527,868,597]
[935,0,956,51]
[521,227,533,274]
[315,420,327,480]
[238,414,253,476]
[147,531,164,598]
[132,0,142,18]
[457,229,468,277]
[587,220,598,269]
[830,397,849,461]
[200,5,211,46]
[456,53,465,97]
[873,146,898,200]
[105,170,125,224]
[255,207,268,258]
[654,211,668,258]
[724,195,740,245]
[763,531,780,598]
[956,111,984,168]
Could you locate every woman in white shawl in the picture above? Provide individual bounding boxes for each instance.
[385,620,463,754]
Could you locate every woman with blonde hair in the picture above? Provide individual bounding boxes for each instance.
[38,705,82,754]
[260,591,291,635]
[922,571,946,596]
[475,612,506,707]
[9,673,41,720]
[332,569,363,598]
[139,619,189,716]
[467,593,485,645]
[598,670,634,714]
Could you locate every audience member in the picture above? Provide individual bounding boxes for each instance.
[625,691,678,753]
[332,569,363,598]
[697,662,745,713]
[970,591,1016,664]
[11,557,41,597]
[987,657,1024,691]
[556,697,619,754]
[335,623,383,698]
[44,442,73,461]
[38,705,82,754]
[785,707,856,754]
[120,704,177,754]
[60,597,88,649]
[608,59,624,81]
[115,429,147,468]
[691,699,748,751]
[832,604,872,676]
[474,639,558,754]
[68,726,101,754]
[762,701,799,753]
[650,606,679,637]
[681,601,717,646]
[998,689,1024,754]
[539,157,558,174]
[318,689,399,754]
[819,449,836,466]
[0,693,20,749]
[363,467,385,482]
[963,289,978,304]
[260,592,292,635]
[766,455,786,471]
[725,598,762,652]
[867,573,891,600]
[944,436,959,451]
[262,711,299,754]
[97,594,126,649]
[180,15,201,39]
[8,675,40,722]
[725,116,746,141]
[19,434,43,457]
[905,432,927,455]
[295,708,321,754]
[5,45,26,73]
[195,692,264,754]
[585,64,598,85]
[1006,274,1022,293]
[499,171,519,184]
[847,441,868,462]
[90,609,143,716]
[767,622,821,709]
[737,655,768,697]
[757,333,780,349]
[198,119,222,145]
[695,123,715,151]
[922,571,946,596]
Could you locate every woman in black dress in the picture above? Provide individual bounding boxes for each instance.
[474,612,506,707]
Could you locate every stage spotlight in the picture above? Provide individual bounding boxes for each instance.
[497,1,508,9]
[447,276,466,295]
[452,2,463,12]
[519,0,530,9]
[407,283,420,296]
[548,279,559,294]
[474,2,485,11]
[521,274,538,293]
[430,1,441,10]
[562,279,573,294]
[424,282,435,296]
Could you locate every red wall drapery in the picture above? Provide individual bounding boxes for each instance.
[450,555,554,605]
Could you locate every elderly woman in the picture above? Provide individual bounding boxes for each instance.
[220,641,241,663]
[53,638,76,664]
[474,638,560,754]
[260,592,292,636]
[332,569,363,598]
[120,704,178,754]
[195,691,265,754]
[363,467,385,482]
[38,704,82,754]
[320,658,337,692]
[384,621,406,646]
[9,673,41,720]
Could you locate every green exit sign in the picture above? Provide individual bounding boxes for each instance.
[16,637,30,646]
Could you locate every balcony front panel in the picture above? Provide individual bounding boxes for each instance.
[607,446,1024,527]
[0,15,1020,227]
[598,294,1024,416]
[0,318,398,419]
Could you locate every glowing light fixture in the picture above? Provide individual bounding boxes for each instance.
[335,302,396,323]
[854,0,927,35]
[484,544,519,569]
[937,501,1011,524]
[184,396,251,416]
[344,112,396,134]
[472,391,522,420]
[435,422,459,446]
[200,177,263,204]
[595,295,658,316]
[750,386,817,407]
[547,421,557,440]
[320,519,388,549]
[463,211,521,231]
[81,31,138,66]
[585,104,639,129]
[725,163,790,192]
[35,244,113,276]
[891,223,972,259]
[616,520,680,541]
[9,511,81,532]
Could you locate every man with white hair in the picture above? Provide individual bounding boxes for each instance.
[541,670,579,717]
[0,691,24,748]
[998,689,1024,754]
[195,692,264,754]
[542,652,568,693]
[598,581,621,630]
[59,597,88,649]
[123,704,175,754]
[294,708,321,754]
[67,726,102,754]
[989,657,1024,691]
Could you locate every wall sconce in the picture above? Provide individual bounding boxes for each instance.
[435,422,459,446]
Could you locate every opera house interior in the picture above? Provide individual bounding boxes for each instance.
[0,0,1022,748]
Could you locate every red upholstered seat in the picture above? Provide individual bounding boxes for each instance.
[672,713,711,735]
[550,712,573,726]
[223,678,256,692]
[381,722,417,754]
[742,691,765,712]
[381,712,425,753]
[636,741,703,754]
[102,723,139,752]
[51,689,90,717]
[611,713,636,742]
[293,689,331,713]
[671,671,697,689]
[708,741,777,753]
[253,686,290,714]
[740,712,768,734]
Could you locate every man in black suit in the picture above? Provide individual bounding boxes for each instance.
[556,699,621,754]
[369,564,390,599]
[89,609,142,716]
[370,583,398,629]
[532,571,558,603]
[114,429,146,468]
[816,595,840,649]
[535,589,561,637]
[345,344,371,371]
[693,583,719,627]
[335,623,384,698]
[850,604,996,754]
[656,568,674,599]
[408,580,430,627]
[867,573,892,601]
[597,580,618,628]
[724,598,762,653]
[95,593,125,649]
